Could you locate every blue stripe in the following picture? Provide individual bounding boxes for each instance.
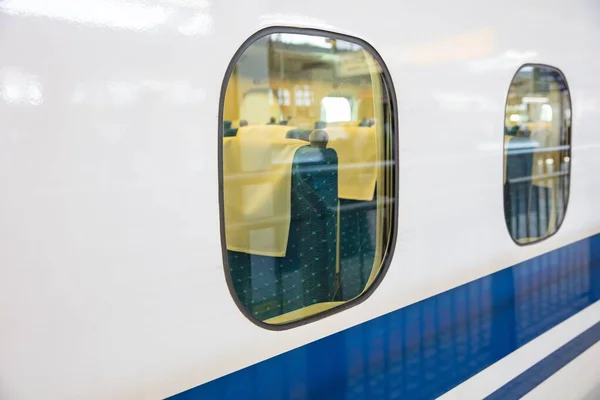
[170,234,600,399]
[486,320,600,399]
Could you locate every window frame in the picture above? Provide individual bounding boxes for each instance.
[217,26,399,330]
[502,63,572,247]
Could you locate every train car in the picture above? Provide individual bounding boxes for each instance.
[1,0,599,398]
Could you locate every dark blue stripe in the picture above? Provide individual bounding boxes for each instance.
[170,234,600,400]
[486,320,600,399]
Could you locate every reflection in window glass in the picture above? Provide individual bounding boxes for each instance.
[540,104,553,122]
[277,88,291,106]
[504,65,571,244]
[221,31,395,326]
[294,85,312,107]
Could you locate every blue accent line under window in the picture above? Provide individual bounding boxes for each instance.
[170,233,600,399]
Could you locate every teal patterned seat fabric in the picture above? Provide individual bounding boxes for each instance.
[222,120,238,137]
[285,126,378,299]
[227,146,339,322]
[504,136,550,240]
[337,193,377,300]
[223,128,238,137]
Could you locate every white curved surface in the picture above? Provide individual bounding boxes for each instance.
[0,0,599,398]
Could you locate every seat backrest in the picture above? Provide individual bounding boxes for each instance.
[337,194,377,300]
[504,135,546,240]
[236,124,295,142]
[505,136,535,183]
[224,136,339,321]
[326,125,378,300]
[327,120,364,128]
[223,120,249,137]
[223,128,238,137]
[281,126,380,302]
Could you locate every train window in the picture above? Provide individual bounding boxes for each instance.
[220,29,396,327]
[504,65,571,245]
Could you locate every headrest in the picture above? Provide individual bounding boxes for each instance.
[222,136,308,257]
[309,129,329,148]
[505,125,519,136]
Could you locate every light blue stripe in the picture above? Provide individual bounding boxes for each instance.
[170,233,600,399]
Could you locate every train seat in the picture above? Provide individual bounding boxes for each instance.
[327,126,378,300]
[358,118,375,127]
[223,120,237,137]
[281,125,379,299]
[504,135,550,241]
[223,120,248,137]
[224,128,238,137]
[223,132,339,321]
[235,124,296,141]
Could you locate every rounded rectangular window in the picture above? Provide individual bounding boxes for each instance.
[220,29,396,327]
[504,65,571,244]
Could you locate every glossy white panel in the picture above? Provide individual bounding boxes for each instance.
[0,0,599,398]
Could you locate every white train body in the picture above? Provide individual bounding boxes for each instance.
[0,0,599,398]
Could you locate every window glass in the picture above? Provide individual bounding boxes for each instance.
[277,88,291,106]
[321,96,352,123]
[504,65,571,244]
[294,85,313,107]
[221,31,396,326]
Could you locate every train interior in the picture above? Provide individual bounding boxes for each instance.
[503,66,571,244]
[221,33,395,324]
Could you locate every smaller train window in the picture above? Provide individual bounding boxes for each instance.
[504,65,572,245]
[220,28,396,327]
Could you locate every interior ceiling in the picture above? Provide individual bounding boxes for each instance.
[238,41,362,76]
[233,38,381,89]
